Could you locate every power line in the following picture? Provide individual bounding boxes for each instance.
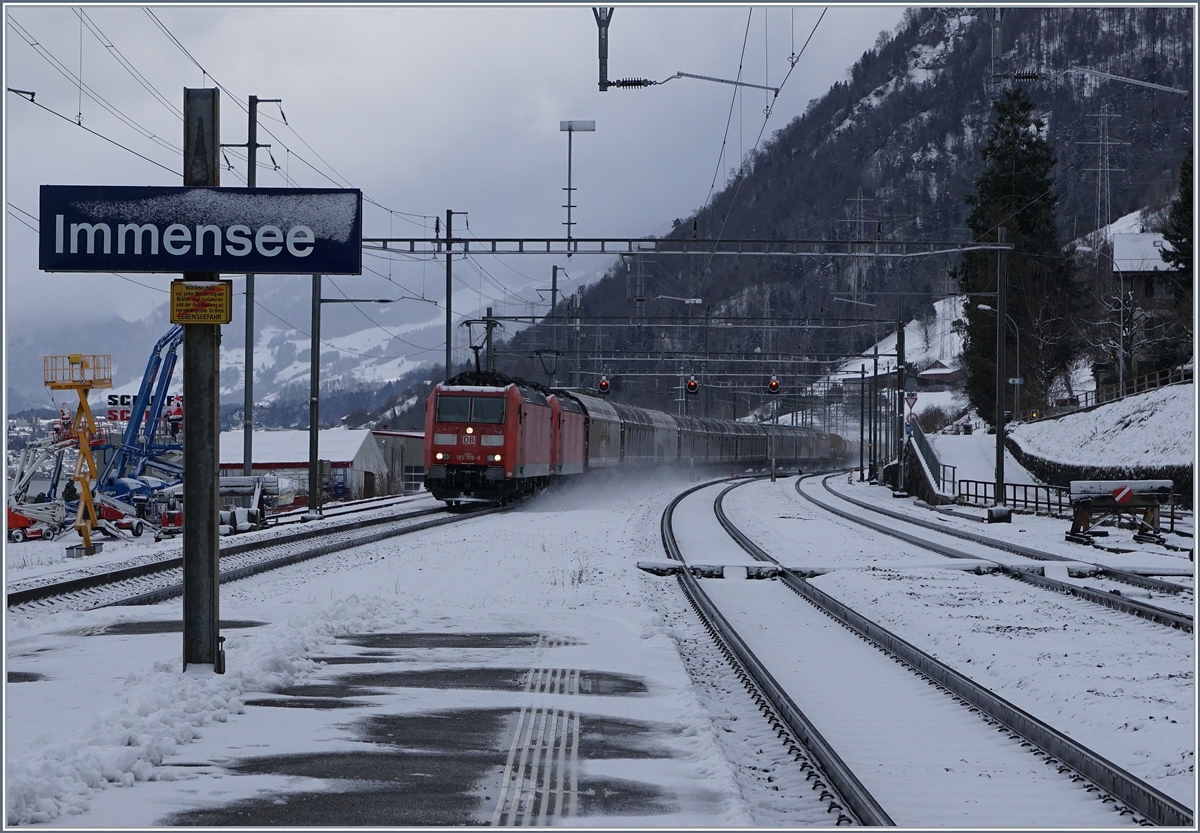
[7,87,180,175]
[7,206,39,234]
[142,10,442,225]
[7,14,183,156]
[75,8,181,120]
[326,278,436,353]
[703,9,754,216]
[698,8,827,285]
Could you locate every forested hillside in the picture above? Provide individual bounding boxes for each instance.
[493,7,1192,419]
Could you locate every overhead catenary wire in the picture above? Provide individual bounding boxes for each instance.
[699,7,827,286]
[145,9,435,229]
[74,8,182,120]
[7,206,40,234]
[6,87,179,176]
[136,9,486,356]
[7,14,183,157]
[326,278,436,353]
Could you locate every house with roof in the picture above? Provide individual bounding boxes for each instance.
[915,359,965,390]
[1112,232,1177,308]
[219,428,389,500]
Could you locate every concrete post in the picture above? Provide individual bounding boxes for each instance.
[309,274,321,517]
[181,87,223,673]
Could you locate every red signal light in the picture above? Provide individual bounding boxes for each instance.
[767,376,780,395]
[685,376,699,395]
[597,375,611,395]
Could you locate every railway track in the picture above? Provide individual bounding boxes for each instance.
[798,474,1193,632]
[659,477,1192,827]
[7,502,507,615]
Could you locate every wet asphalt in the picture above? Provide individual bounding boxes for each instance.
[122,628,686,825]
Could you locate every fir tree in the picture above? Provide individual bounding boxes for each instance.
[1156,146,1194,360]
[1161,146,1193,291]
[957,87,1077,423]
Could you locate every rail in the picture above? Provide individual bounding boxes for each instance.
[661,478,891,826]
[731,476,1193,827]
[957,479,1071,517]
[7,504,446,607]
[812,475,1190,613]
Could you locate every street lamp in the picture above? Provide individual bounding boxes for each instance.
[307,279,430,519]
[560,120,595,250]
[978,304,1021,419]
[1076,245,1125,395]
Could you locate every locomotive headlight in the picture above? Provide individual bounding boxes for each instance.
[492,454,502,462]
[435,452,444,460]
[465,426,474,434]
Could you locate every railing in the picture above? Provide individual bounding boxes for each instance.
[1016,364,1193,422]
[939,463,957,495]
[958,479,1071,517]
[908,421,947,492]
[44,354,113,388]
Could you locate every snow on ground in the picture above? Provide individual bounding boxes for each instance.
[3,471,808,827]
[1008,383,1195,469]
[4,494,431,588]
[723,477,1195,806]
[927,428,1040,485]
[7,374,1190,825]
[834,295,965,380]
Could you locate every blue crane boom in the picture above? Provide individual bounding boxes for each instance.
[99,325,184,491]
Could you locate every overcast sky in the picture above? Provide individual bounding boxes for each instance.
[4,3,906,333]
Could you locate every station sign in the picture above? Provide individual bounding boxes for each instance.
[39,185,362,274]
[171,280,232,324]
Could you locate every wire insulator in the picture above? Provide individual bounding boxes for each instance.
[614,77,654,88]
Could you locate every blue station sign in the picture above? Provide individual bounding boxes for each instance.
[40,185,362,274]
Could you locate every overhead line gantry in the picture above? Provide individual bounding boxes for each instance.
[362,236,1013,258]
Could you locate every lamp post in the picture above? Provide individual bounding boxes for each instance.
[993,227,1008,514]
[978,304,1021,419]
[1077,245,1125,395]
[560,120,595,251]
[306,281,424,519]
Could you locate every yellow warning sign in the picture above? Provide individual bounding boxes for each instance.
[170,280,232,324]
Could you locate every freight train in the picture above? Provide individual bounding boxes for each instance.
[423,371,849,505]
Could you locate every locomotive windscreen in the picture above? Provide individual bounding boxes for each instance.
[436,396,471,422]
[472,397,506,423]
[436,395,505,424]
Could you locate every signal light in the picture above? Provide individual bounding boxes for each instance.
[685,376,699,396]
[767,376,780,395]
[597,375,611,395]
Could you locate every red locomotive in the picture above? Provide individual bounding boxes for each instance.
[424,371,849,506]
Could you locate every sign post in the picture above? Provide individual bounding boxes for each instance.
[38,87,361,672]
[181,88,224,673]
[38,88,360,674]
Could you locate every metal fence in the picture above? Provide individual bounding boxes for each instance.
[1018,364,1193,422]
[958,479,1072,517]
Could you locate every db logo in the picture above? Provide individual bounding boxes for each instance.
[462,435,476,445]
